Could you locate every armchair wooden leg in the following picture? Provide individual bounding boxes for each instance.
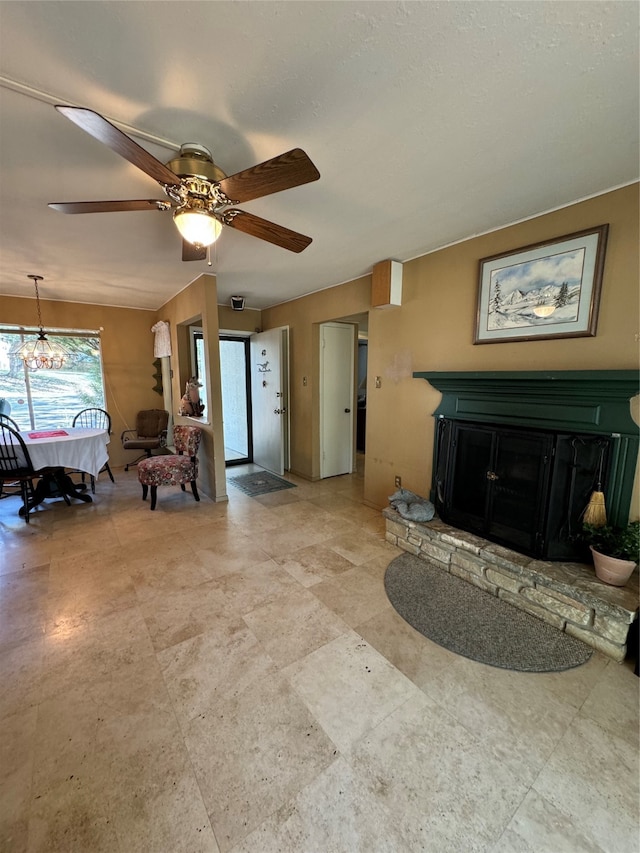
[141,484,148,501]
[150,486,157,511]
[190,481,200,502]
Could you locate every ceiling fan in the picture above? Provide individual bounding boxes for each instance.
[48,106,321,260]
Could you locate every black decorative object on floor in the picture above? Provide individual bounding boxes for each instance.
[384,554,593,672]
[228,471,297,497]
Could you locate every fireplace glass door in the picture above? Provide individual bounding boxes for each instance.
[436,419,612,559]
[446,422,552,554]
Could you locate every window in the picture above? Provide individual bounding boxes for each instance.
[0,328,105,430]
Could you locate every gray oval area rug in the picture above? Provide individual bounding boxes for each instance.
[384,554,593,672]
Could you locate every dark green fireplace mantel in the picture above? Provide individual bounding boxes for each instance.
[413,370,639,527]
[413,370,639,435]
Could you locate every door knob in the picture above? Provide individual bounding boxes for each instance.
[344,408,351,413]
[486,471,499,481]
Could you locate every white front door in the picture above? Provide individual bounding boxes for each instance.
[250,328,289,475]
[320,322,354,478]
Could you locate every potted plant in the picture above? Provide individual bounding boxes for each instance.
[582,521,640,586]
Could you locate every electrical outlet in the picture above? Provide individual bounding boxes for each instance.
[395,475,402,488]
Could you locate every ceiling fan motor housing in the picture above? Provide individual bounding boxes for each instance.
[167,144,227,183]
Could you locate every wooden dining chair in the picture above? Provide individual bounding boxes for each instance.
[0,412,21,431]
[0,422,46,522]
[0,414,23,499]
[71,407,115,492]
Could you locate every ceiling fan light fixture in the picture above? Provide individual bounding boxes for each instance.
[17,275,69,370]
[173,206,222,248]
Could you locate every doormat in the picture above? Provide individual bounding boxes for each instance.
[228,471,297,497]
[384,553,593,672]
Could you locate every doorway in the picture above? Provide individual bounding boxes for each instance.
[219,336,253,466]
[319,322,355,478]
[357,338,368,453]
[317,313,368,480]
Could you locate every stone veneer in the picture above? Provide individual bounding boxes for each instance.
[384,508,639,662]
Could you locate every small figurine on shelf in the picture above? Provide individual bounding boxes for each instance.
[179,377,205,417]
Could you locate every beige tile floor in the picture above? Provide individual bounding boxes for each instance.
[1,461,638,853]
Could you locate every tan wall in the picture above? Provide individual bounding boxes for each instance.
[218,305,262,334]
[263,184,640,511]
[262,277,371,478]
[0,295,159,468]
[160,274,227,501]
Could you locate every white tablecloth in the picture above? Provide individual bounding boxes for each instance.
[20,427,110,478]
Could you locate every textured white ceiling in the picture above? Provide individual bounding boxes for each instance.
[0,1,637,311]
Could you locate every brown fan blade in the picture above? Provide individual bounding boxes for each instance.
[55,106,181,187]
[182,240,207,262]
[49,200,169,214]
[222,210,312,253]
[217,149,320,204]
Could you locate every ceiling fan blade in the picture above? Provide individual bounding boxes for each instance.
[222,209,312,253]
[48,200,169,214]
[217,149,320,204]
[55,105,181,187]
[182,240,207,262]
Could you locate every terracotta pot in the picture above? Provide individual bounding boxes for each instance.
[590,546,637,587]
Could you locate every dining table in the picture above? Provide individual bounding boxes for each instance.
[17,426,110,511]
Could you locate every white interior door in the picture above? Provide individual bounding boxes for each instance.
[250,328,289,475]
[320,322,354,478]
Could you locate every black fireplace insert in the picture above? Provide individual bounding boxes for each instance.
[414,370,639,562]
[434,418,612,559]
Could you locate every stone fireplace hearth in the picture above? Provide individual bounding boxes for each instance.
[384,508,638,662]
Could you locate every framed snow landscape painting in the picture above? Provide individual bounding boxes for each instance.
[474,225,608,344]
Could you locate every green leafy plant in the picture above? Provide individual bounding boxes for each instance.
[582,521,640,562]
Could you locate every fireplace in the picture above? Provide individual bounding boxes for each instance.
[413,371,639,561]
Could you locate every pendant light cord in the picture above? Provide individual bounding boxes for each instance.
[27,274,45,332]
[34,279,44,331]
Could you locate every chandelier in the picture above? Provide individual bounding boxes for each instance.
[16,275,70,370]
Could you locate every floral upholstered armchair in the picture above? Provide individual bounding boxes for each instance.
[137,425,202,510]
